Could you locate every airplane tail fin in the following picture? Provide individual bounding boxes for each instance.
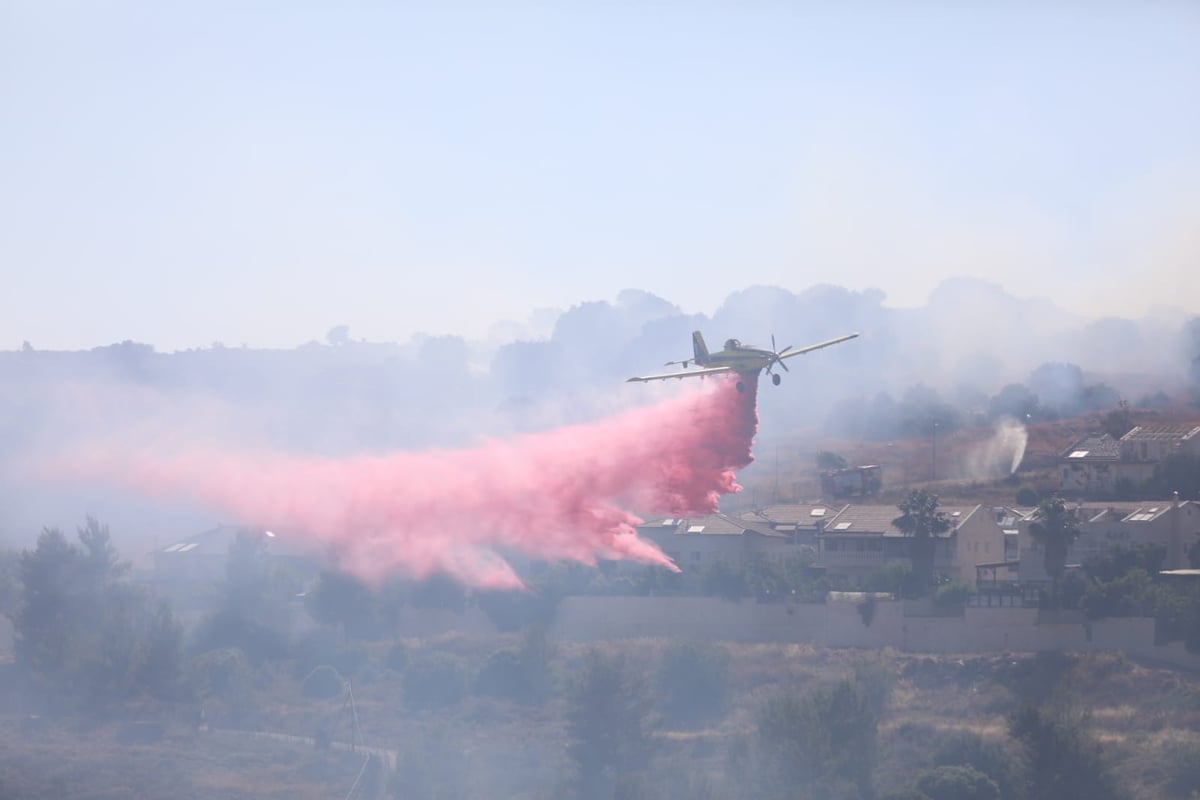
[692,331,709,364]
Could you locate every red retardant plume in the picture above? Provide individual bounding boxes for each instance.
[71,375,759,589]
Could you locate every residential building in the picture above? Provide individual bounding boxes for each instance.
[741,503,849,549]
[1058,424,1200,496]
[1119,424,1200,462]
[1015,499,1200,583]
[1058,434,1151,495]
[636,513,797,577]
[150,524,319,609]
[813,504,1006,587]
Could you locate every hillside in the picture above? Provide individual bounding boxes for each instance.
[2,641,1198,799]
[734,403,1200,510]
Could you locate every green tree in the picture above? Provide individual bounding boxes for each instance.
[566,649,657,799]
[193,529,289,662]
[989,384,1040,422]
[893,489,952,594]
[15,528,82,681]
[1028,498,1082,609]
[755,678,881,799]
[305,570,382,639]
[817,450,849,471]
[225,529,269,612]
[865,562,921,599]
[14,521,182,703]
[1008,705,1126,800]
[0,548,19,620]
[701,558,747,601]
[134,600,185,699]
[1101,400,1134,441]
[933,732,1028,800]
[1015,487,1040,507]
[656,641,730,726]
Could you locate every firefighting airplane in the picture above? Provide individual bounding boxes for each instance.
[627,330,859,392]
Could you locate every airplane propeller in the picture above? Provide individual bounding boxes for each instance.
[767,334,793,374]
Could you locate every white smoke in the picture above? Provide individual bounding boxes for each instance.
[962,417,1029,479]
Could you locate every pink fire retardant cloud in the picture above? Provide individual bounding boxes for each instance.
[61,375,759,589]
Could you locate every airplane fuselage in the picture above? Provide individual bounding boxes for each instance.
[693,339,780,373]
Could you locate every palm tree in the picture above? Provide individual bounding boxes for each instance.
[1028,497,1081,608]
[893,489,952,595]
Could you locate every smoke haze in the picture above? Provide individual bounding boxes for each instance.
[1,279,1197,551]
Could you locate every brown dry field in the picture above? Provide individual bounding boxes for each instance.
[4,639,1200,799]
[0,717,369,799]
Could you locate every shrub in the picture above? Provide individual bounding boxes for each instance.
[477,588,560,632]
[1015,487,1039,506]
[656,642,730,726]
[475,648,525,698]
[1081,570,1156,620]
[187,647,253,702]
[934,582,972,609]
[701,559,747,601]
[566,649,656,795]
[1008,705,1126,800]
[474,627,553,705]
[403,651,468,709]
[191,608,287,663]
[1165,742,1200,798]
[917,765,1000,800]
[933,732,1026,800]
[865,563,921,598]
[756,679,879,799]
[303,665,345,699]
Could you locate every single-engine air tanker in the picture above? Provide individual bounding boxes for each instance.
[627,331,859,392]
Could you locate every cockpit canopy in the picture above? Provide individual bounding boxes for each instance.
[724,338,741,349]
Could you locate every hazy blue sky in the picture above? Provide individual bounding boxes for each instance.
[2,2,1197,351]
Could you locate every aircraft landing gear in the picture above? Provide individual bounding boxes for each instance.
[735,381,745,393]
[772,373,781,386]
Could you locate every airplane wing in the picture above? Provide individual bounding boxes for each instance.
[626,365,735,383]
[777,332,859,361]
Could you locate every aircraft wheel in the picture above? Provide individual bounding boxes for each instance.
[736,381,745,393]
[772,373,781,386]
